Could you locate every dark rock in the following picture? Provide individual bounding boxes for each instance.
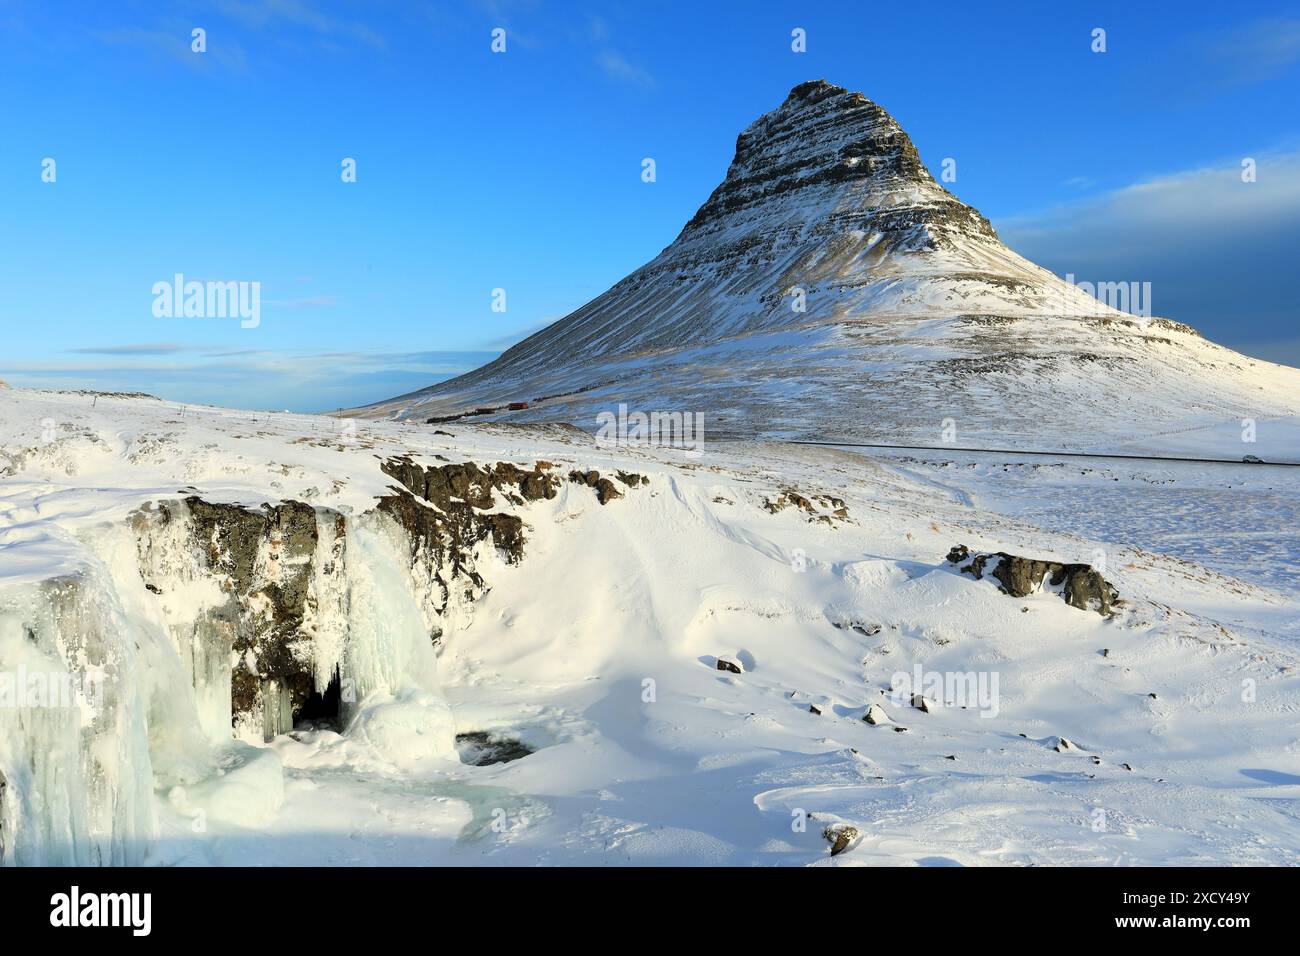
[455,731,535,766]
[759,489,842,520]
[567,469,631,505]
[809,704,821,716]
[716,658,742,674]
[377,458,553,599]
[382,455,561,510]
[615,470,649,487]
[945,544,1118,615]
[822,823,859,857]
[593,478,623,505]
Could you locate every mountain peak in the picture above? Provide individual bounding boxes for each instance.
[783,78,851,103]
[680,79,994,249]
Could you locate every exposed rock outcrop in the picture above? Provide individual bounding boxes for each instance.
[455,731,535,766]
[568,469,631,505]
[376,457,561,641]
[864,703,889,725]
[615,470,650,487]
[765,488,849,524]
[823,823,859,856]
[945,544,1118,615]
[834,620,880,636]
[380,456,561,511]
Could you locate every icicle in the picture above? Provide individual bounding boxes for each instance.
[259,679,293,742]
[303,507,349,696]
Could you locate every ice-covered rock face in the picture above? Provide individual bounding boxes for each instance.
[128,470,537,740]
[0,494,458,863]
[131,498,351,740]
[0,443,645,863]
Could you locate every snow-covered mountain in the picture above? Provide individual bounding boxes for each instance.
[355,80,1300,461]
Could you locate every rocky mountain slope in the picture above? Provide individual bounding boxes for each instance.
[353,81,1300,461]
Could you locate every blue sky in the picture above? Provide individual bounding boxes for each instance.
[1,0,1298,411]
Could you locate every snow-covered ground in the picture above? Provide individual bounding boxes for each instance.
[2,387,1299,866]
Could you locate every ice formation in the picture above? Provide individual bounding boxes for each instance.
[0,491,493,863]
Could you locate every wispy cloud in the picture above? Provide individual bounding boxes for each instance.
[95,26,248,73]
[214,0,386,50]
[1198,17,1300,88]
[66,342,189,356]
[583,14,653,88]
[596,49,654,88]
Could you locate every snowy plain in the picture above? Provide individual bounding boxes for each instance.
[2,387,1298,867]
